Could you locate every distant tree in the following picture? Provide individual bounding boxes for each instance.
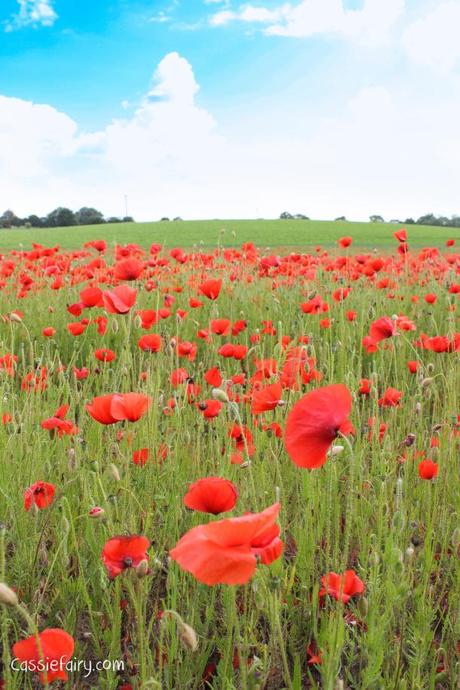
[0,210,19,228]
[369,215,384,223]
[122,216,134,222]
[26,214,44,228]
[75,207,105,225]
[160,217,170,222]
[450,215,460,227]
[46,207,77,227]
[390,219,402,224]
[294,213,310,220]
[280,212,294,220]
[334,216,347,222]
[404,218,415,224]
[173,216,183,222]
[416,213,438,226]
[106,217,123,224]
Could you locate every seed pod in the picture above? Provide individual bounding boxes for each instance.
[0,582,18,607]
[109,463,121,482]
[111,318,119,334]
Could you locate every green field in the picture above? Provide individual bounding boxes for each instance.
[0,218,458,251]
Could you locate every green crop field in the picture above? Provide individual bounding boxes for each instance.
[0,218,458,251]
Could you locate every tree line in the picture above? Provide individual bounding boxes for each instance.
[280,212,460,228]
[0,207,134,229]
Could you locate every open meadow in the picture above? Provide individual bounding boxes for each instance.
[0,228,458,689]
[1,218,459,252]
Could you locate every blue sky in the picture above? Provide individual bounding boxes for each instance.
[1,0,460,220]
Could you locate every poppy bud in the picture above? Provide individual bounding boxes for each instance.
[405,546,415,563]
[135,559,149,578]
[426,363,434,374]
[211,388,229,403]
[68,448,78,471]
[329,445,344,456]
[89,506,105,519]
[357,596,368,617]
[62,516,70,534]
[421,377,434,388]
[334,679,344,690]
[133,314,142,329]
[415,402,422,415]
[178,621,199,652]
[0,582,18,607]
[9,312,22,323]
[369,551,380,566]
[111,319,119,334]
[392,511,405,532]
[109,463,121,482]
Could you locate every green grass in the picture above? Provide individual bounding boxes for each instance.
[0,243,458,689]
[1,218,458,251]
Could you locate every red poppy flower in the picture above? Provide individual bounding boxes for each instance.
[102,285,137,314]
[284,384,353,469]
[369,317,397,342]
[12,628,75,685]
[362,335,380,353]
[338,236,352,248]
[407,360,419,374]
[199,279,222,300]
[138,334,162,352]
[170,503,282,585]
[393,229,407,242]
[110,393,152,422]
[113,258,144,281]
[84,239,106,252]
[204,366,222,387]
[378,387,402,407]
[102,535,150,578]
[42,327,55,337]
[80,286,103,308]
[24,481,56,511]
[197,399,223,419]
[94,348,116,362]
[251,382,283,415]
[418,459,438,480]
[319,569,365,603]
[358,379,371,395]
[183,477,238,514]
[67,321,87,336]
[424,293,437,304]
[133,448,150,466]
[86,394,119,424]
[73,366,89,380]
[210,319,231,336]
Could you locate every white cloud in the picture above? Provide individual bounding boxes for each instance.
[4,0,57,31]
[403,2,460,73]
[1,52,460,221]
[210,0,405,43]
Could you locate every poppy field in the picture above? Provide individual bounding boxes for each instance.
[0,231,459,689]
